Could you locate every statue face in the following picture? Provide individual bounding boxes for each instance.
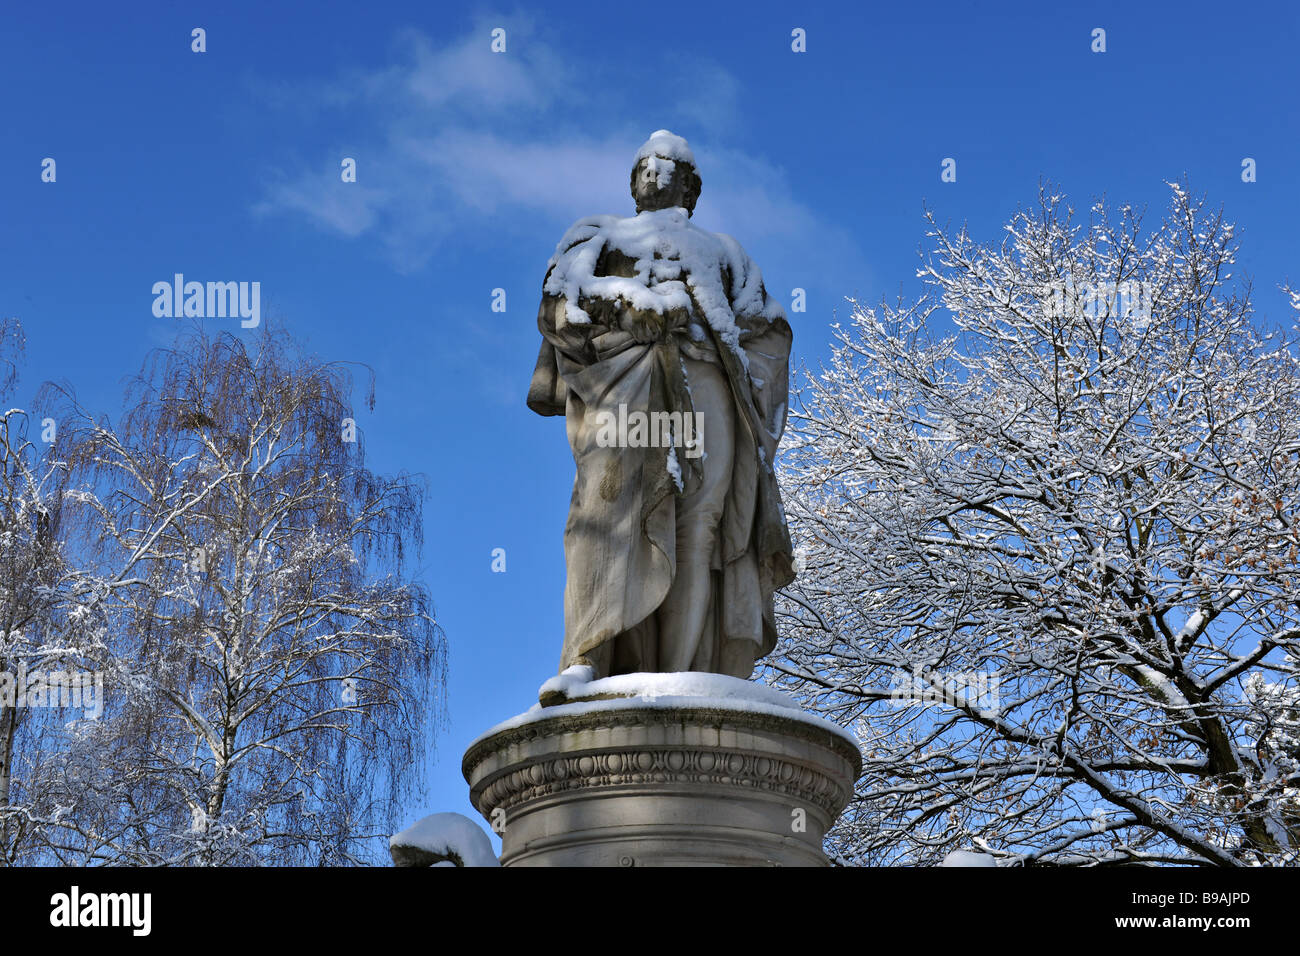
[633,155,691,213]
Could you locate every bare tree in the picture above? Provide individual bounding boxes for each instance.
[772,183,1300,866]
[0,319,101,865]
[34,324,446,865]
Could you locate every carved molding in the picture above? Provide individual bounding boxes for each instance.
[477,745,850,815]
[464,706,862,819]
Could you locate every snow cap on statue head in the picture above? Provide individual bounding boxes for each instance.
[631,130,702,217]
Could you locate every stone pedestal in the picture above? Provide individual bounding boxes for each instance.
[462,684,861,867]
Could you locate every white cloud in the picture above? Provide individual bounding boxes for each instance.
[258,172,389,237]
[252,18,864,283]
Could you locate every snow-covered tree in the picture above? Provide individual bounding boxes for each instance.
[35,325,446,865]
[772,183,1300,866]
[0,318,104,865]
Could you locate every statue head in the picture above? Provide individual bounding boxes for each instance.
[630,130,702,217]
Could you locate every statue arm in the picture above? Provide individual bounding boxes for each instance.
[528,244,641,417]
[723,253,793,445]
[526,332,566,418]
[741,313,793,447]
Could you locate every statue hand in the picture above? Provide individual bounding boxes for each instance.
[620,308,667,344]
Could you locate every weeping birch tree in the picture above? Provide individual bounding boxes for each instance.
[0,318,104,866]
[34,324,446,865]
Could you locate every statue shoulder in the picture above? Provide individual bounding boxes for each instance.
[543,215,622,289]
[551,215,620,259]
[707,230,786,324]
[543,214,629,293]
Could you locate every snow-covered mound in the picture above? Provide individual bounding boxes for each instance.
[634,129,695,166]
[389,812,499,868]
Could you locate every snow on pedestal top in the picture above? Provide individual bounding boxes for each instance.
[468,668,861,750]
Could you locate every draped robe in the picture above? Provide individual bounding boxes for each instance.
[527,210,795,677]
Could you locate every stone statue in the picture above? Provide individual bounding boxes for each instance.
[527,130,795,681]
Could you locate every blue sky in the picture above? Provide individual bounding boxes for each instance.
[3,0,1297,848]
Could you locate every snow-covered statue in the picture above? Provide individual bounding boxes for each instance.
[527,130,795,682]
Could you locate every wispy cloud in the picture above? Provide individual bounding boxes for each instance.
[252,15,864,284]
